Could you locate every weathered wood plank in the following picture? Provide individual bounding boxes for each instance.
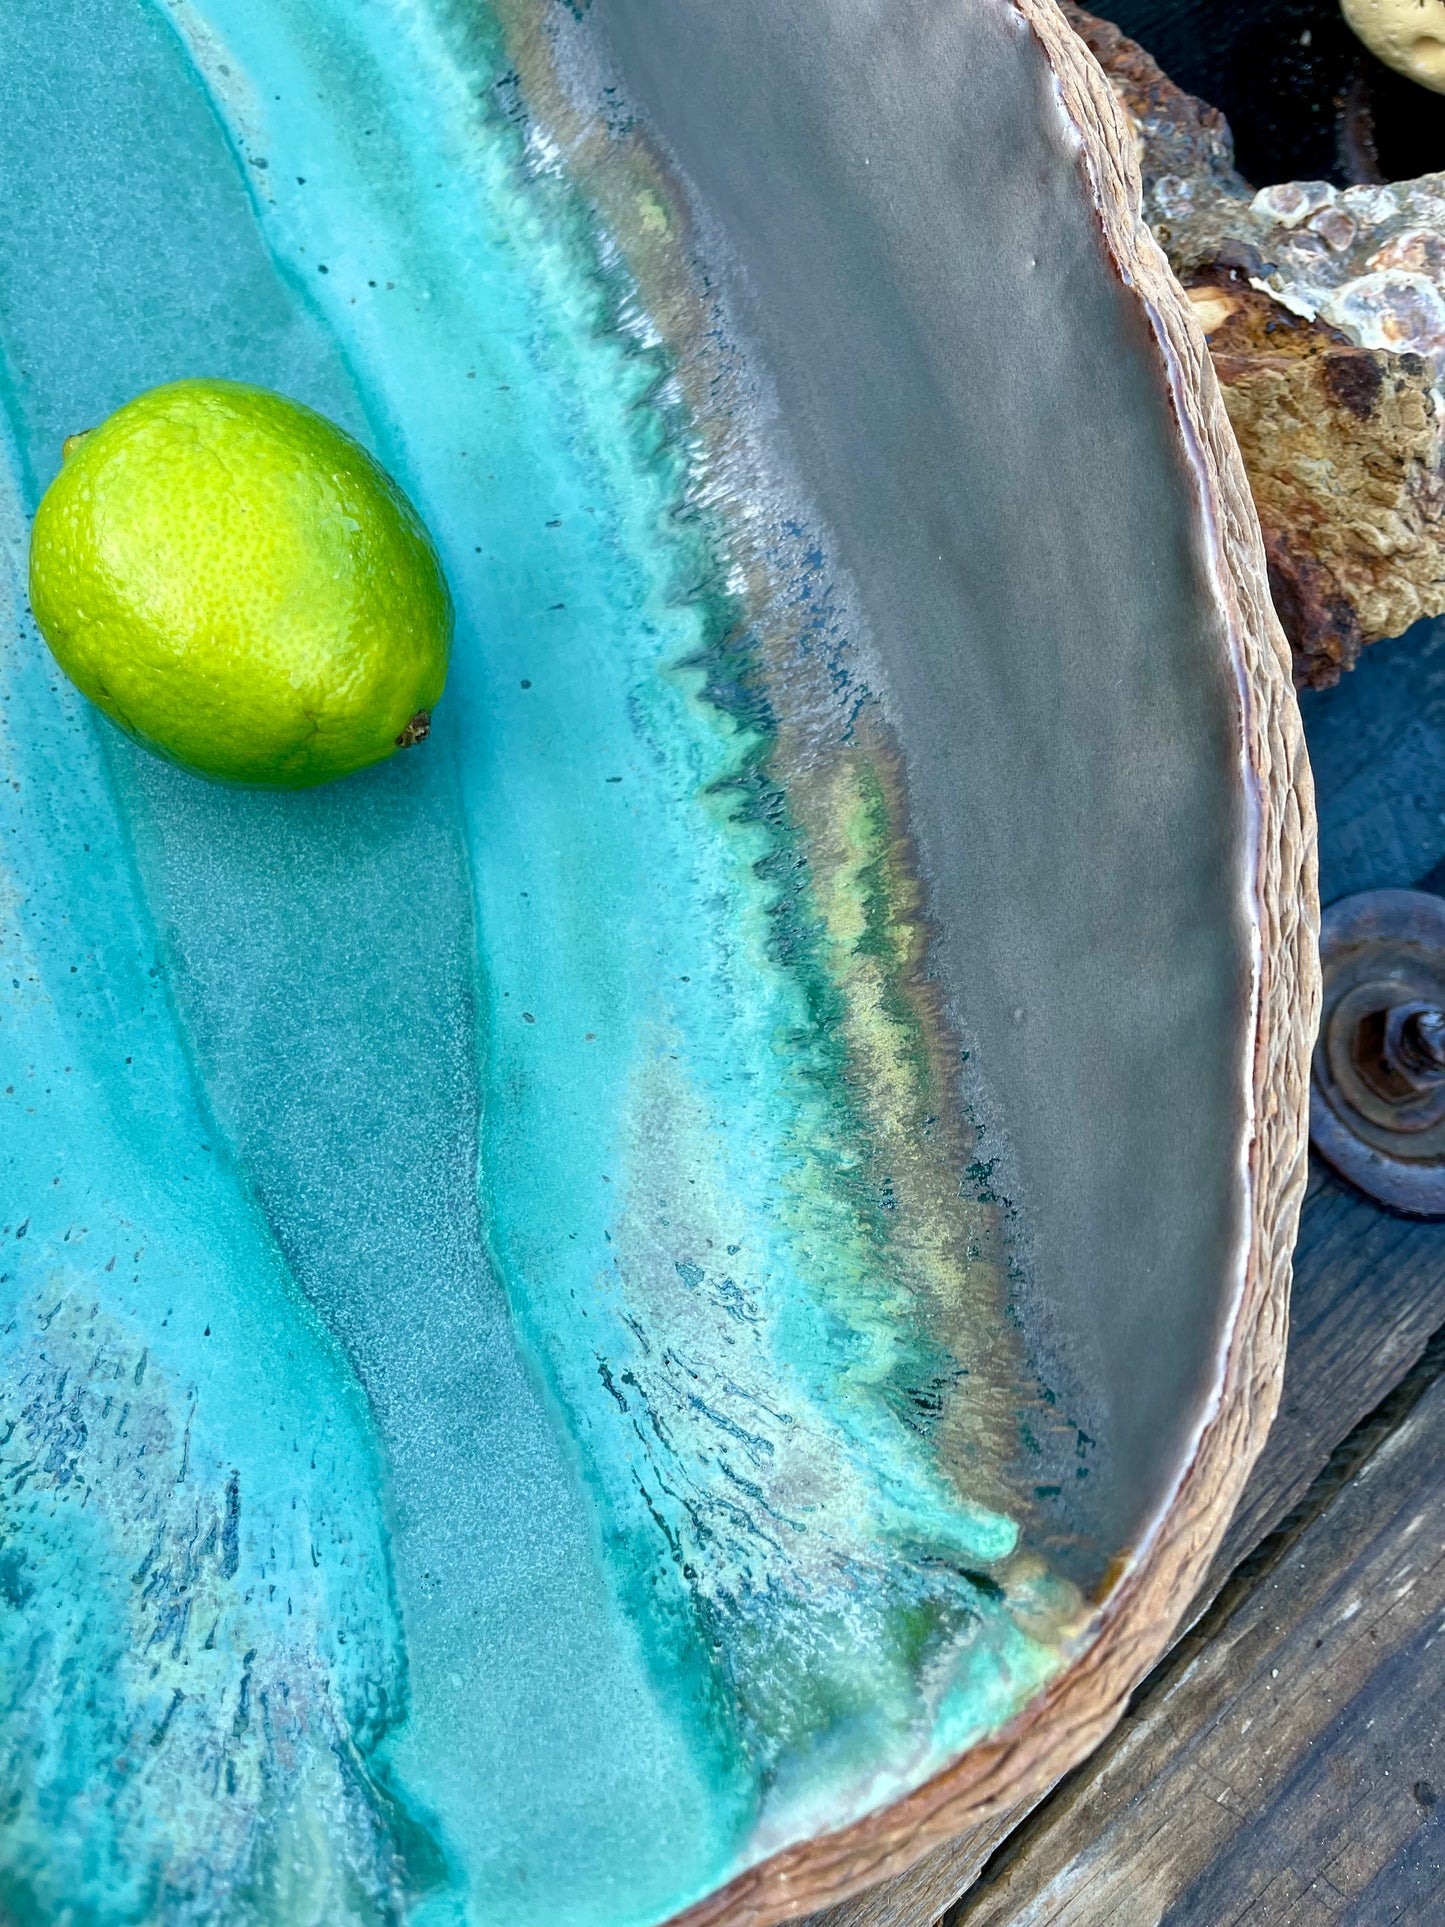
[1202,1162,1445,1594]
[799,1163,1445,1927]
[947,1353,1445,1924]
[793,1832,1016,1927]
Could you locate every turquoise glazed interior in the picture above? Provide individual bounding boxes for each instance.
[0,2,1254,1923]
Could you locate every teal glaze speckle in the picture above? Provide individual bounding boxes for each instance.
[0,433,432,1923]
[0,2,1072,1921]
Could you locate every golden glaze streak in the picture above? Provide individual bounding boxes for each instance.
[660,0,1320,1917]
[489,0,1059,1529]
[487,0,1316,1916]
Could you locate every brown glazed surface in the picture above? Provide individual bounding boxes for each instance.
[661,4,1319,1920]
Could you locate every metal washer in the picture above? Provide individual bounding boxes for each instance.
[1311,889,1445,1216]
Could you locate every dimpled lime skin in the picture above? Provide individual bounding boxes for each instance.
[28,379,452,788]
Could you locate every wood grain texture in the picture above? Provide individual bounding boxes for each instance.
[1203,1163,1445,1595]
[792,1833,1016,1927]
[668,4,1320,1922]
[950,1345,1445,1924]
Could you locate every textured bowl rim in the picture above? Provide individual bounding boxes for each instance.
[662,4,1320,1921]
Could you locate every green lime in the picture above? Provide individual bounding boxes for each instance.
[28,378,452,788]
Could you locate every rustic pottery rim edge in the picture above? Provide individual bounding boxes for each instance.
[662,4,1321,1921]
